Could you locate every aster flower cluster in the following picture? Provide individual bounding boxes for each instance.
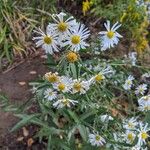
[33,12,90,55]
[111,117,150,149]
[29,12,150,149]
[33,12,122,57]
[43,67,113,109]
[123,74,149,112]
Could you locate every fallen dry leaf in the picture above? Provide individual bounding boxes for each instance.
[18,81,26,86]
[29,71,37,75]
[17,136,24,142]
[27,138,34,147]
[23,127,29,137]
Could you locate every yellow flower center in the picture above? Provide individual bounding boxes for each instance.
[143,96,149,101]
[58,83,65,91]
[57,22,68,32]
[107,31,114,39]
[73,82,82,91]
[95,135,101,141]
[46,74,59,83]
[49,92,53,96]
[139,88,144,93]
[71,35,81,44]
[44,36,52,44]
[141,132,148,140]
[95,74,104,82]
[66,51,78,63]
[62,99,69,106]
[127,133,134,142]
[127,80,132,85]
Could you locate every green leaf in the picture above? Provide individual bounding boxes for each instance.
[68,126,76,141]
[70,63,77,79]
[67,110,80,124]
[0,26,6,43]
[80,110,97,121]
[77,124,88,141]
[47,135,51,150]
[11,114,39,132]
[144,111,150,125]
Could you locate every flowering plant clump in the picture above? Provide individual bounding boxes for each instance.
[12,12,150,149]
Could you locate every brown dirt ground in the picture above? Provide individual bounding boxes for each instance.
[0,53,48,149]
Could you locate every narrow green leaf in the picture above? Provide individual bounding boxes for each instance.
[47,135,51,150]
[11,114,39,132]
[77,124,88,141]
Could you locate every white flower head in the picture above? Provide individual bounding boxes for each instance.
[123,130,136,144]
[47,12,77,42]
[142,72,150,78]
[135,84,147,95]
[131,145,141,150]
[128,52,137,66]
[138,95,150,106]
[72,79,90,94]
[90,73,105,84]
[53,76,72,93]
[123,75,134,90]
[137,123,150,147]
[123,117,138,130]
[89,133,106,147]
[99,20,122,51]
[44,88,57,101]
[63,23,90,51]
[138,102,150,112]
[53,97,78,108]
[100,114,114,123]
[90,65,114,84]
[33,28,59,54]
[44,72,60,83]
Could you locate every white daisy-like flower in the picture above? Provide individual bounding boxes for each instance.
[138,102,150,112]
[135,84,147,95]
[123,117,138,130]
[99,20,122,51]
[47,12,77,42]
[100,114,114,123]
[123,130,136,144]
[44,72,60,83]
[123,75,134,90]
[33,28,59,54]
[128,52,137,66]
[72,79,90,94]
[142,72,150,78]
[138,95,150,112]
[137,123,150,147]
[53,76,72,93]
[53,97,78,108]
[63,23,90,51]
[89,133,106,147]
[90,73,105,84]
[44,88,57,101]
[131,145,141,150]
[138,95,150,106]
[90,65,114,84]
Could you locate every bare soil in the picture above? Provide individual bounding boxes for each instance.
[0,53,48,149]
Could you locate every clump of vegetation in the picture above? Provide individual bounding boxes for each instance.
[0,0,56,67]
[9,12,150,149]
